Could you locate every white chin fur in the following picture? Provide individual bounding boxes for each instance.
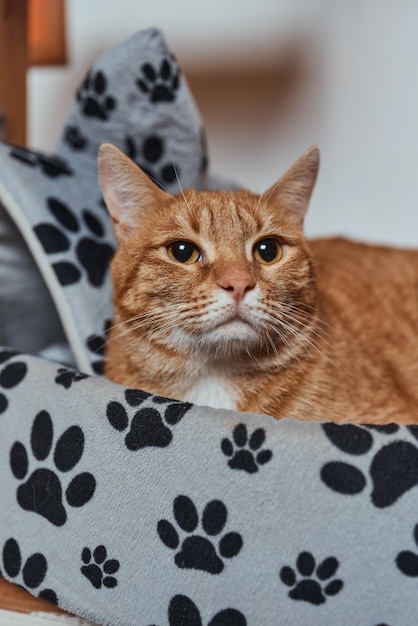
[166,321,260,360]
[204,320,260,346]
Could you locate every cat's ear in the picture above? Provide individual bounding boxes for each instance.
[98,143,170,244]
[262,146,319,227]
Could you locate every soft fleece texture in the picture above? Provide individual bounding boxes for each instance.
[0,28,417,626]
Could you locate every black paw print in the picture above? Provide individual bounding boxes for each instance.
[0,349,27,414]
[221,423,272,473]
[34,196,114,287]
[125,135,179,190]
[107,389,191,451]
[157,495,243,574]
[76,69,116,120]
[55,367,89,389]
[63,125,88,150]
[321,423,418,508]
[10,410,96,526]
[1,538,57,604]
[148,594,246,626]
[280,551,343,606]
[9,145,73,178]
[136,57,180,103]
[396,522,418,581]
[81,545,119,589]
[86,319,112,375]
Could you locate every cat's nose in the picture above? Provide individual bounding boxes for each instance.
[217,271,256,304]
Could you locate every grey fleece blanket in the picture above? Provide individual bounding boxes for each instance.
[0,28,417,626]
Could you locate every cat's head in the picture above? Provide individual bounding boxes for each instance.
[98,144,320,367]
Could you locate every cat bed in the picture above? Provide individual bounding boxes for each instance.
[0,28,417,626]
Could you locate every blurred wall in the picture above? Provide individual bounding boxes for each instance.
[28,0,418,245]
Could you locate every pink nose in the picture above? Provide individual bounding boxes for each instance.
[217,271,256,304]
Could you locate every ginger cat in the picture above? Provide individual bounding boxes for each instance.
[98,143,418,425]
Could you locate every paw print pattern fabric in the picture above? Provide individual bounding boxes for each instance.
[0,28,417,626]
[1,353,418,625]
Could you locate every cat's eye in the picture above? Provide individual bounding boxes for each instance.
[253,238,283,265]
[166,241,202,264]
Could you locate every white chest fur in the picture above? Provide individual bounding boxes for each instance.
[184,375,238,411]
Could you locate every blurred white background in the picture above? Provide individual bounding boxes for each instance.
[28,0,418,246]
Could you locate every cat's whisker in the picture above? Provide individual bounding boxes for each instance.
[277,307,334,353]
[272,316,333,365]
[263,327,281,359]
[106,312,177,338]
[170,150,190,205]
[109,302,192,327]
[244,345,260,362]
[262,319,290,353]
[276,320,317,351]
[259,306,322,354]
[259,185,276,208]
[267,308,317,343]
[274,299,319,317]
[107,310,174,333]
[266,298,323,327]
[114,302,202,329]
[278,301,331,332]
[104,310,193,348]
[141,170,171,194]
[277,309,323,342]
[265,299,327,338]
[253,189,263,215]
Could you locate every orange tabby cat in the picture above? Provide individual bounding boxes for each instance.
[98,143,418,425]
